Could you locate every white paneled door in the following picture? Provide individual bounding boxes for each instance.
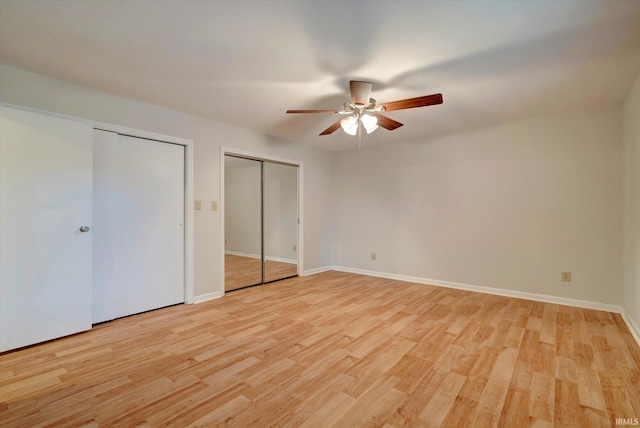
[92,130,185,323]
[0,106,94,352]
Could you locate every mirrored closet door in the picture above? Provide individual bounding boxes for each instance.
[224,155,299,291]
[263,162,298,283]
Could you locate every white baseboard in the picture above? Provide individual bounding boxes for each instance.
[331,266,624,314]
[620,310,640,346]
[225,250,296,264]
[225,250,260,259]
[193,291,223,304]
[266,256,297,264]
[303,266,333,276]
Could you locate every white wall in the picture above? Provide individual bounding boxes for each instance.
[623,72,640,330]
[2,63,631,312]
[332,108,624,305]
[0,64,334,298]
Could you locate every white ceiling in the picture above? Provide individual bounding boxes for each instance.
[1,0,639,151]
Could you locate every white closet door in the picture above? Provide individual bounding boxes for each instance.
[0,106,93,352]
[92,130,184,323]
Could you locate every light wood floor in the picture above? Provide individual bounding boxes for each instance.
[1,271,639,427]
[225,254,297,291]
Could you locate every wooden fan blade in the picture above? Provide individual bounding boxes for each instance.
[319,119,342,136]
[286,109,337,114]
[374,114,403,131]
[380,93,443,112]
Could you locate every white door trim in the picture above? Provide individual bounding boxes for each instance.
[220,147,304,295]
[0,102,195,305]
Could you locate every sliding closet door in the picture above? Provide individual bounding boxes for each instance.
[264,162,298,282]
[92,130,185,323]
[224,156,262,291]
[224,154,299,291]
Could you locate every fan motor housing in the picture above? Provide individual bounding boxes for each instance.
[349,81,373,106]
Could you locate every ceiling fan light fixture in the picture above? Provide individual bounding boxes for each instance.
[361,114,378,134]
[286,80,443,138]
[340,115,358,135]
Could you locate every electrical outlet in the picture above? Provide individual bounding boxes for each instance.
[371,253,377,261]
[293,245,297,252]
[195,200,202,210]
[212,201,218,211]
[561,272,572,282]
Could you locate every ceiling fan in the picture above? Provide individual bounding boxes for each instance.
[286,80,443,137]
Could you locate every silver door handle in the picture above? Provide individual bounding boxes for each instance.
[79,226,91,233]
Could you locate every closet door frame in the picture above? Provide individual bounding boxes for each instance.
[221,147,304,294]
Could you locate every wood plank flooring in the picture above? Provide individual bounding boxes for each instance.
[1,271,639,427]
[225,254,298,291]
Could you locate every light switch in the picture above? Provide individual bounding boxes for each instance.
[212,201,218,211]
[195,200,201,210]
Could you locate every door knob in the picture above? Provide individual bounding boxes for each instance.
[79,226,90,233]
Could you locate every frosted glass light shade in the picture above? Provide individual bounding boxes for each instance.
[340,116,358,135]
[361,114,378,134]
